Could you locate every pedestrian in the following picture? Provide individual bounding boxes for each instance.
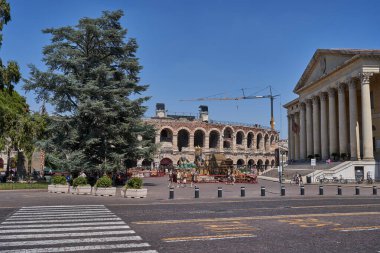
[177,170,182,188]
[168,170,173,188]
[190,169,195,187]
[299,175,303,186]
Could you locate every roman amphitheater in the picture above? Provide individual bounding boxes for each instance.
[141,104,280,171]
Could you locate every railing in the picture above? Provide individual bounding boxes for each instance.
[209,120,271,130]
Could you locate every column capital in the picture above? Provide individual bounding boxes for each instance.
[328,88,336,97]
[320,92,328,101]
[360,72,373,85]
[312,96,319,105]
[305,99,313,106]
[299,102,306,110]
[348,78,359,90]
[338,83,347,94]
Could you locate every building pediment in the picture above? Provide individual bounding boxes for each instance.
[293,49,380,93]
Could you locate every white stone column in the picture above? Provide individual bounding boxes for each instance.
[349,79,360,160]
[294,112,300,160]
[306,99,313,157]
[320,92,329,160]
[361,73,374,160]
[287,115,293,160]
[328,88,338,157]
[299,103,307,160]
[312,96,321,157]
[338,83,348,155]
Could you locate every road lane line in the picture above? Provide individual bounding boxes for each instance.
[332,226,380,232]
[0,225,131,233]
[15,210,112,214]
[0,230,136,240]
[112,251,158,253]
[1,217,121,224]
[0,221,125,228]
[0,236,142,247]
[162,233,256,242]
[0,243,151,253]
[133,211,380,225]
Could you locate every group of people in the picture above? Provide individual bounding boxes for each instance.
[293,172,303,185]
[168,169,196,188]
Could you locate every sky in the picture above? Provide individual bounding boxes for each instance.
[2,0,380,139]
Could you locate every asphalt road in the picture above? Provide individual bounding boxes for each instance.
[0,179,379,253]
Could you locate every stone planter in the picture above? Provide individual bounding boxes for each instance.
[54,184,69,193]
[94,187,116,196]
[124,188,147,198]
[48,185,55,193]
[73,186,92,195]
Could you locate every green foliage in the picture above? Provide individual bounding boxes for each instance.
[24,10,157,174]
[95,175,112,188]
[0,0,20,93]
[52,175,67,185]
[72,176,88,187]
[125,177,143,189]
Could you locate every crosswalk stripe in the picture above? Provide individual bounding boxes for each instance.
[20,205,104,209]
[5,213,117,220]
[1,217,121,224]
[0,221,125,228]
[0,225,130,233]
[0,243,151,253]
[0,236,142,247]
[11,212,112,218]
[14,210,112,215]
[0,230,136,240]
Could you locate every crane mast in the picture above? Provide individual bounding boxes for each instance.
[180,86,279,130]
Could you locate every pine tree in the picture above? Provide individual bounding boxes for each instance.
[24,10,156,175]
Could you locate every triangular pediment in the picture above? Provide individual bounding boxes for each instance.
[294,49,380,93]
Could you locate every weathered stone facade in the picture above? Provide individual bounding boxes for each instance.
[141,104,279,171]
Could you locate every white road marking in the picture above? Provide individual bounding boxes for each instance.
[0,221,125,228]
[1,217,121,224]
[14,210,112,214]
[0,230,136,240]
[20,205,104,208]
[164,234,257,242]
[11,212,112,218]
[6,214,118,220]
[0,225,130,233]
[113,251,158,253]
[0,243,151,253]
[0,236,142,247]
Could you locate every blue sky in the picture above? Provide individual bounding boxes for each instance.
[2,0,380,138]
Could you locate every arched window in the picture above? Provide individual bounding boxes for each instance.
[194,130,205,147]
[177,129,190,151]
[256,133,263,150]
[160,128,173,143]
[247,132,254,148]
[209,130,220,148]
[236,131,244,145]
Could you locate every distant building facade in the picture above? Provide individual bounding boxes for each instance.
[284,49,380,179]
[141,103,279,171]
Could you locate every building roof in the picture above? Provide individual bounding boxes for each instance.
[293,49,380,93]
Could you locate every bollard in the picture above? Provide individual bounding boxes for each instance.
[373,185,377,195]
[281,185,285,196]
[195,186,199,198]
[319,185,324,195]
[300,185,305,195]
[169,187,174,199]
[261,186,265,197]
[218,187,223,198]
[241,186,246,197]
[337,185,342,195]
[355,186,360,195]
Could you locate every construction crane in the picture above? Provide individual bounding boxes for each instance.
[180,86,279,130]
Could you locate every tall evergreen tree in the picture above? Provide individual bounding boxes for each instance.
[24,10,156,174]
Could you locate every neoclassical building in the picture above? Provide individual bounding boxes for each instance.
[142,104,279,171]
[284,49,380,179]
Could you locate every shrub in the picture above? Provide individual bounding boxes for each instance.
[52,175,67,185]
[72,176,88,187]
[95,175,112,188]
[125,177,143,189]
